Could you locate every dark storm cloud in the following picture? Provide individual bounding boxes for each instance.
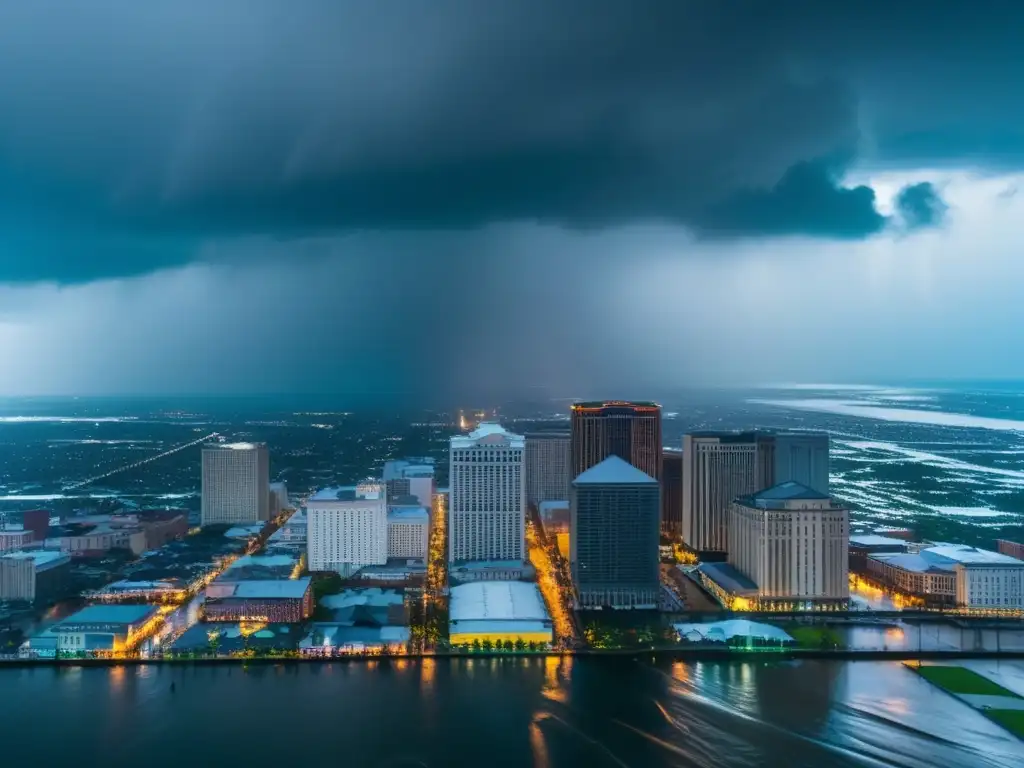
[0,1,1018,283]
[894,183,949,230]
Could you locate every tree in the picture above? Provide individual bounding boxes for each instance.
[472,639,481,653]
[482,639,493,652]
[528,641,537,652]
[514,638,526,652]
[503,640,514,652]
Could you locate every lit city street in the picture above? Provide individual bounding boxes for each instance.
[525,518,577,648]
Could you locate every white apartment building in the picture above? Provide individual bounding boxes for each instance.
[449,423,525,564]
[387,507,429,560]
[306,483,388,574]
[383,459,436,507]
[727,481,849,610]
[201,443,270,527]
[682,433,763,555]
[942,545,1024,610]
[525,432,571,506]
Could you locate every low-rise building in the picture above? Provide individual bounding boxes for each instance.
[22,605,161,658]
[867,543,1024,610]
[204,577,314,623]
[0,550,71,602]
[87,579,187,604]
[0,529,35,552]
[383,458,436,508]
[387,506,429,560]
[849,534,908,573]
[42,511,187,557]
[448,581,552,646]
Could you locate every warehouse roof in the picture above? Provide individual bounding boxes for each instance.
[449,581,549,623]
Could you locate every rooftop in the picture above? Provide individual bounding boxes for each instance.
[925,544,1024,567]
[736,481,838,510]
[225,554,297,571]
[449,581,549,623]
[850,534,909,548]
[686,430,761,442]
[383,459,436,481]
[58,604,158,627]
[573,455,657,486]
[571,401,660,410]
[698,562,759,596]
[219,577,312,599]
[539,500,569,511]
[0,550,68,568]
[451,422,525,449]
[387,507,429,523]
[308,484,385,503]
[207,442,265,451]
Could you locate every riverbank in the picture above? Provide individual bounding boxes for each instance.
[906,662,1024,739]
[6,645,1024,667]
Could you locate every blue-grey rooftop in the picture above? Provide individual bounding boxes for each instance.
[573,455,657,486]
[58,604,158,627]
[697,562,759,595]
[750,481,830,502]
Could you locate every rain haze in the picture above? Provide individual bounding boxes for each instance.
[1,1,1023,399]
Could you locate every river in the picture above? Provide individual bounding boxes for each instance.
[2,657,1022,767]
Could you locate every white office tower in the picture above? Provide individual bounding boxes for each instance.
[201,443,270,527]
[525,432,571,506]
[449,423,526,564]
[729,482,849,610]
[307,483,388,575]
[681,433,763,556]
[383,459,436,507]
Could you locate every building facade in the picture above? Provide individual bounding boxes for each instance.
[203,578,314,623]
[571,455,660,609]
[661,448,683,537]
[727,482,849,611]
[201,442,270,527]
[448,423,525,564]
[866,544,1024,611]
[766,432,830,495]
[525,431,571,507]
[570,401,662,482]
[383,459,436,508]
[306,484,388,574]
[387,507,429,560]
[997,539,1024,560]
[681,432,763,557]
[0,551,71,602]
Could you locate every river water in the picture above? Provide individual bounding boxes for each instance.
[2,657,1023,767]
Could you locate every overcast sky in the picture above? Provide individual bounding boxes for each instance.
[1,1,1022,398]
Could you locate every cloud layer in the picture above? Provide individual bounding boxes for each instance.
[5,2,1017,282]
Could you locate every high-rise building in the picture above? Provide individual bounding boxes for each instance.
[525,431,571,507]
[681,432,763,557]
[681,430,831,557]
[570,401,662,481]
[383,459,436,508]
[306,483,388,574]
[726,482,849,610]
[570,455,660,609]
[764,432,830,495]
[201,443,270,527]
[661,448,683,537]
[448,423,525,564]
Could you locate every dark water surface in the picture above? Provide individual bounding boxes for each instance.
[3,658,1023,767]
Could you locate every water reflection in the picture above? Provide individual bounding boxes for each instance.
[0,659,1021,767]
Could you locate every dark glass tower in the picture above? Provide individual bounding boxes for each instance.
[661,448,683,537]
[570,401,662,482]
[570,455,660,609]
